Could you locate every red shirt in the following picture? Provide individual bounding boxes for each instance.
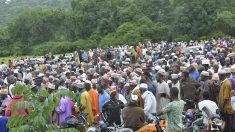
[5,96,27,117]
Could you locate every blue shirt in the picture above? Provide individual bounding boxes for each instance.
[99,92,110,112]
[189,71,199,81]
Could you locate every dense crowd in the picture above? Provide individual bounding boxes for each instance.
[0,39,235,132]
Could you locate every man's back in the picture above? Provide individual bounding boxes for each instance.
[122,106,145,130]
[162,100,185,131]
[180,79,200,100]
[102,99,124,125]
[142,91,157,115]
[218,79,233,114]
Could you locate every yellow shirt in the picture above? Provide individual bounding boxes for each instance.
[80,91,94,125]
[218,79,233,114]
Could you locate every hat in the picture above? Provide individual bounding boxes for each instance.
[130,95,138,102]
[157,69,166,76]
[129,80,137,86]
[180,66,187,71]
[224,68,231,74]
[202,59,210,65]
[78,82,84,89]
[155,66,162,71]
[0,89,8,95]
[127,67,133,73]
[231,65,235,73]
[47,83,55,90]
[84,80,91,84]
[109,87,117,95]
[218,69,227,75]
[124,83,130,88]
[171,74,179,80]
[135,68,143,74]
[118,78,125,83]
[139,83,148,89]
[125,58,131,62]
[38,73,45,77]
[201,71,209,76]
[102,74,110,80]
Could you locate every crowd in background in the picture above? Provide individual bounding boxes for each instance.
[0,38,234,131]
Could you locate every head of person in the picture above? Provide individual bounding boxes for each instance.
[231,66,235,76]
[202,91,210,100]
[70,82,79,93]
[139,83,148,94]
[109,87,117,101]
[47,83,56,94]
[157,70,165,83]
[213,64,219,73]
[96,84,103,94]
[170,87,179,100]
[181,71,189,81]
[7,75,16,84]
[225,57,231,66]
[0,88,8,99]
[200,71,210,81]
[218,70,227,81]
[118,78,125,88]
[171,74,179,84]
[128,95,138,106]
[129,80,137,90]
[84,80,92,91]
[188,65,196,73]
[77,82,85,92]
[124,83,130,93]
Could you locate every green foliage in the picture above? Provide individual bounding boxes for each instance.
[0,0,234,56]
[0,0,71,27]
[7,85,78,132]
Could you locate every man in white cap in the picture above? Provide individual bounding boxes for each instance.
[139,83,157,120]
[156,69,170,112]
[199,71,218,103]
[122,95,145,131]
[218,69,233,131]
[77,82,93,125]
[171,74,180,99]
[84,80,98,117]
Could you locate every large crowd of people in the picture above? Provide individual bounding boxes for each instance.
[0,38,235,132]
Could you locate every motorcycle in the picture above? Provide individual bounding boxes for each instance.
[207,116,225,132]
[182,109,204,132]
[60,106,89,131]
[87,112,133,132]
[138,116,166,132]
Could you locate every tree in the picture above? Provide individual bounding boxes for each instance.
[7,85,78,132]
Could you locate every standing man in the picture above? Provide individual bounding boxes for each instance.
[97,84,110,113]
[77,82,93,125]
[0,88,11,115]
[171,74,180,99]
[139,83,157,120]
[102,87,124,125]
[180,71,200,110]
[158,87,185,132]
[156,70,170,112]
[199,71,218,103]
[84,80,98,117]
[122,95,145,131]
[55,97,72,126]
[218,70,233,131]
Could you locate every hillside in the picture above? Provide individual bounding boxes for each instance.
[0,0,234,56]
[0,0,71,27]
